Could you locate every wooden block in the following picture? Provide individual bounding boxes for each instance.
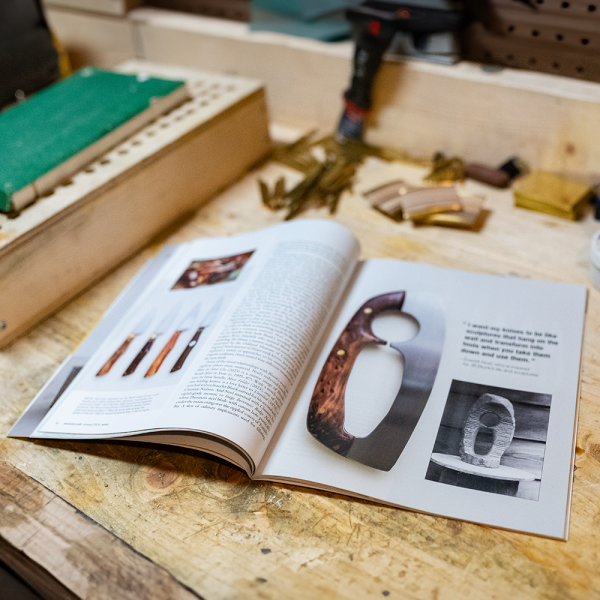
[44,6,136,69]
[514,170,594,220]
[0,61,271,348]
[43,0,143,17]
[1,68,188,212]
[129,7,600,174]
[0,459,197,600]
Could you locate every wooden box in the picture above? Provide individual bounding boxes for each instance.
[0,61,271,348]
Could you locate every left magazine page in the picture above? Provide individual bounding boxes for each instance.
[10,219,361,473]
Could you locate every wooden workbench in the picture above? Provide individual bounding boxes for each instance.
[1,151,600,600]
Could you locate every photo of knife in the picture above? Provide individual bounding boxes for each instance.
[144,304,201,377]
[171,298,222,373]
[307,291,445,471]
[96,309,156,376]
[123,305,180,376]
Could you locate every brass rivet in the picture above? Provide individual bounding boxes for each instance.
[318,407,326,414]
[364,308,373,314]
[337,349,345,356]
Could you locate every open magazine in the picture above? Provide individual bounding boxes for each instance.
[10,220,587,539]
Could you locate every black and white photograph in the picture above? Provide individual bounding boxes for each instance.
[426,380,551,500]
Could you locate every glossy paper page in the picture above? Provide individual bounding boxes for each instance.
[257,259,586,539]
[19,220,360,470]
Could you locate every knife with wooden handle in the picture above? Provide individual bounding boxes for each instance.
[307,292,405,457]
[144,304,200,377]
[171,298,222,373]
[307,291,445,471]
[96,310,155,376]
[123,305,180,376]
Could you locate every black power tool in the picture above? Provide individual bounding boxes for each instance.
[337,0,467,141]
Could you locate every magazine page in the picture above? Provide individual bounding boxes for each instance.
[256,259,587,538]
[14,220,360,471]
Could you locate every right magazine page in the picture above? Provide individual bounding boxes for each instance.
[257,259,587,539]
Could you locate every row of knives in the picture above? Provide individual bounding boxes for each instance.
[96,299,222,378]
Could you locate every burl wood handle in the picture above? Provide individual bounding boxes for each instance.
[144,330,182,377]
[307,291,405,456]
[171,327,204,373]
[123,336,156,376]
[464,163,511,188]
[97,334,135,376]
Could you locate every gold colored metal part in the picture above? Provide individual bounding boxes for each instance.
[261,132,424,219]
[513,170,593,221]
[425,152,465,184]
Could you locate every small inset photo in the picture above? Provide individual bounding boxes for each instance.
[426,380,550,500]
[172,251,254,290]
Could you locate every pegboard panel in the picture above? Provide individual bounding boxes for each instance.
[463,0,600,82]
[0,62,262,247]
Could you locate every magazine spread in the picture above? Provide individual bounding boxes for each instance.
[10,219,587,539]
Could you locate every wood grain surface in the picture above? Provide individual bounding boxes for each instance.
[1,154,600,599]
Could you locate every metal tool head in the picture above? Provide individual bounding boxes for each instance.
[131,308,157,335]
[308,290,445,471]
[200,298,223,328]
[177,304,202,331]
[155,304,181,334]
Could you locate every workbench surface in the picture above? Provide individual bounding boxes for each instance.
[1,154,599,600]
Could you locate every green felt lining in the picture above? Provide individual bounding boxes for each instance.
[0,67,185,211]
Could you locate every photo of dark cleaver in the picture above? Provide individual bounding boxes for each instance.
[307,291,444,471]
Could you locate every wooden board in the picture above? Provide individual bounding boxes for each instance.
[44,7,136,69]
[42,5,600,173]
[0,61,270,349]
[129,7,600,175]
[43,0,143,16]
[1,144,600,599]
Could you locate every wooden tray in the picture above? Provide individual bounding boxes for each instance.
[0,60,270,348]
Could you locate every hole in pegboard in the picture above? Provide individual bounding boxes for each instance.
[132,140,141,146]
[117,148,128,155]
[84,167,95,173]
[464,4,600,83]
[99,158,111,165]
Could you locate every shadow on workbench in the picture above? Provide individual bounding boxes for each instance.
[0,559,44,600]
[19,437,386,511]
